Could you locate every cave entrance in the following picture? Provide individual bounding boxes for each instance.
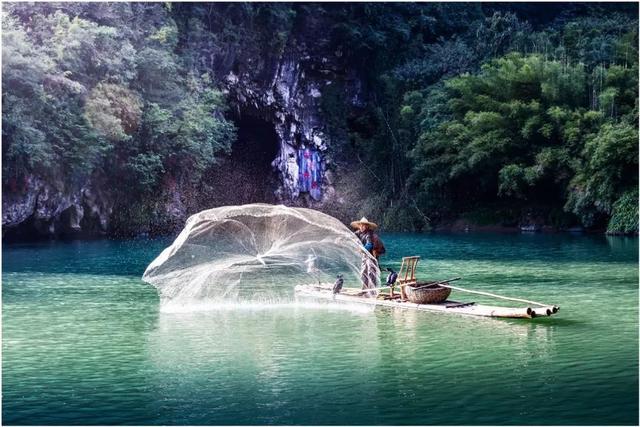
[205,114,280,205]
[232,114,280,180]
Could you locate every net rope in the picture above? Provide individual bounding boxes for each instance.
[142,204,380,306]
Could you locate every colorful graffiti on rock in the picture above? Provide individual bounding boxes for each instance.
[297,147,322,200]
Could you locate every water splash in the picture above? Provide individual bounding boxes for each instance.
[142,204,379,309]
[159,299,376,315]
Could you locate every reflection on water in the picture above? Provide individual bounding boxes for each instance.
[159,298,378,314]
[606,234,640,251]
[2,234,638,425]
[143,303,561,425]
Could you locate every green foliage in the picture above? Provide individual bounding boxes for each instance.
[408,48,637,229]
[2,3,638,235]
[48,11,137,85]
[558,14,639,68]
[2,13,54,177]
[148,25,178,46]
[169,80,235,180]
[607,189,639,234]
[2,3,235,227]
[125,153,165,190]
[2,11,110,181]
[84,83,143,141]
[336,6,637,232]
[173,3,297,76]
[566,121,638,225]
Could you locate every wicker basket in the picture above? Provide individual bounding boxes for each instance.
[404,282,451,304]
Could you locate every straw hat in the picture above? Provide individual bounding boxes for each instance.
[350,217,378,230]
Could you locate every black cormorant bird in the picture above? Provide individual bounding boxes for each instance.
[332,274,344,294]
[385,268,398,286]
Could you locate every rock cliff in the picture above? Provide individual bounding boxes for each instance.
[2,5,364,239]
[3,175,112,240]
[219,45,361,203]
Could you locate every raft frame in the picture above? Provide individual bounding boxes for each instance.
[296,255,559,319]
[295,284,559,319]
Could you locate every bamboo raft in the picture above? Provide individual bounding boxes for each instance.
[295,256,560,319]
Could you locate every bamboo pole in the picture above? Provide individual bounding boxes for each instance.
[530,306,557,316]
[440,283,554,308]
[342,285,393,293]
[324,279,558,310]
[412,277,462,290]
[531,307,550,317]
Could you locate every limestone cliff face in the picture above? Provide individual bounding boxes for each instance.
[2,175,112,240]
[2,36,362,239]
[220,45,361,203]
[2,2,369,239]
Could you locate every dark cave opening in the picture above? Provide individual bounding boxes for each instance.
[232,114,280,179]
[2,207,105,243]
[204,114,280,205]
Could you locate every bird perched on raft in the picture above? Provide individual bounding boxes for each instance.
[332,274,344,294]
[385,268,398,286]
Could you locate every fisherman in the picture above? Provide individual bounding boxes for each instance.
[351,217,386,261]
[350,217,386,293]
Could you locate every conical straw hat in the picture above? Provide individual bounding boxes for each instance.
[350,217,378,230]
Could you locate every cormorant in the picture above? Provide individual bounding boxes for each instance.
[332,274,344,294]
[385,268,398,286]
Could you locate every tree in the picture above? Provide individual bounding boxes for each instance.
[408,50,637,230]
[2,3,236,234]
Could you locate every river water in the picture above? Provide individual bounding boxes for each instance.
[3,233,638,425]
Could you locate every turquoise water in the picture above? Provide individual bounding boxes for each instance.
[3,233,638,425]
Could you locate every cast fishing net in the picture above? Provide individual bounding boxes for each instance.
[142,204,380,307]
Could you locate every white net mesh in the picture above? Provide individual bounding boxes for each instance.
[142,204,379,307]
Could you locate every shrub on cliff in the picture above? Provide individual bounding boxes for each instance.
[2,3,235,216]
[607,189,639,234]
[407,44,638,230]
